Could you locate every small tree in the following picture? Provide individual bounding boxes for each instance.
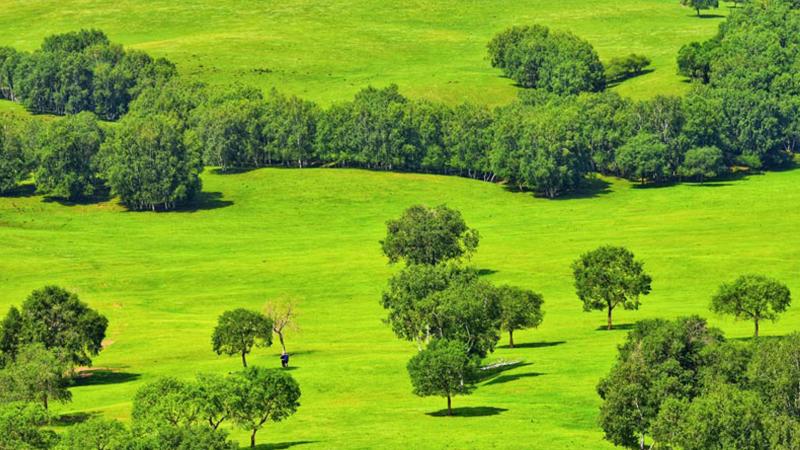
[572,246,652,330]
[679,146,725,183]
[406,339,479,416]
[55,417,127,450]
[615,133,670,184]
[212,309,273,367]
[681,0,719,16]
[497,285,544,348]
[381,204,479,266]
[0,343,72,410]
[711,274,791,337]
[229,367,301,448]
[263,296,299,354]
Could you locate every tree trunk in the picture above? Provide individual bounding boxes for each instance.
[43,393,48,411]
[278,331,287,353]
[241,350,248,367]
[607,305,614,330]
[754,318,759,338]
[251,429,257,448]
[447,395,452,416]
[509,330,515,348]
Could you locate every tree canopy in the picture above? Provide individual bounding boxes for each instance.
[211,309,273,367]
[710,274,791,337]
[406,339,479,416]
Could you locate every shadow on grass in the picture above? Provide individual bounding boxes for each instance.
[211,166,260,175]
[172,191,234,212]
[52,411,99,426]
[596,323,636,331]
[252,440,317,450]
[477,361,532,384]
[498,340,566,350]
[73,370,141,387]
[606,69,655,88]
[42,187,112,206]
[483,372,544,386]
[1,183,36,198]
[477,268,498,277]
[693,13,726,19]
[549,177,613,200]
[427,406,508,417]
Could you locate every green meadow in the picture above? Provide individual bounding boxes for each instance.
[0,0,729,105]
[2,166,800,449]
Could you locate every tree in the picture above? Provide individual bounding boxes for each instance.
[100,113,202,211]
[710,274,791,337]
[0,113,31,194]
[35,111,103,200]
[263,90,319,168]
[606,54,651,83]
[0,306,21,366]
[263,297,299,354]
[229,366,301,448]
[188,98,266,170]
[681,0,719,16]
[0,343,72,410]
[195,373,237,431]
[55,417,127,450]
[677,41,718,83]
[497,285,544,348]
[406,339,479,416]
[615,133,670,184]
[487,25,605,95]
[381,204,479,265]
[9,285,108,367]
[678,146,725,182]
[572,246,652,330]
[131,377,201,430]
[0,402,57,450]
[211,309,273,367]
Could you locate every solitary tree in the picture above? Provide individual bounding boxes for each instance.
[0,343,72,410]
[681,0,719,16]
[711,274,791,337]
[497,285,544,348]
[572,246,652,330]
[381,204,479,265]
[229,367,301,448]
[406,339,479,416]
[212,309,273,367]
[263,296,299,354]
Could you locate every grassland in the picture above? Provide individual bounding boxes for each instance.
[2,166,800,449]
[0,0,730,105]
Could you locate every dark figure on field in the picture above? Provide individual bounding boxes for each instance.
[281,352,289,368]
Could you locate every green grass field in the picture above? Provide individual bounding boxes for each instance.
[2,166,800,449]
[0,1,730,105]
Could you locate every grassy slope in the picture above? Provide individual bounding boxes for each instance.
[0,1,728,105]
[2,168,800,449]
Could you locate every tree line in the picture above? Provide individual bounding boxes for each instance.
[2,2,800,209]
[0,287,302,449]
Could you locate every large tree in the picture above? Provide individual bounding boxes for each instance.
[572,246,652,330]
[229,367,301,448]
[381,204,479,266]
[407,339,479,416]
[497,285,544,348]
[100,113,202,211]
[1,285,108,367]
[710,274,791,337]
[211,309,273,367]
[0,113,31,194]
[35,111,103,200]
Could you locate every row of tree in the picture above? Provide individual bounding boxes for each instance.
[0,29,175,119]
[599,317,800,450]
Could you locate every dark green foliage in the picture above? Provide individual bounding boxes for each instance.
[131,377,201,430]
[487,25,605,95]
[262,90,319,168]
[55,417,127,450]
[211,309,273,367]
[605,54,651,83]
[2,285,108,368]
[0,402,58,450]
[0,343,72,410]
[0,306,21,366]
[677,40,717,83]
[497,285,544,348]
[572,246,651,330]
[442,103,493,179]
[100,114,202,211]
[597,316,723,449]
[0,113,32,194]
[381,204,479,265]
[189,97,266,170]
[229,367,301,448]
[711,274,791,337]
[678,146,725,182]
[615,133,670,184]
[406,339,480,416]
[35,111,103,200]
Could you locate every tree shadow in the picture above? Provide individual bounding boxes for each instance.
[172,191,234,212]
[210,167,260,175]
[549,177,612,200]
[477,268,498,277]
[73,369,141,387]
[1,183,36,198]
[42,187,112,206]
[427,406,508,417]
[52,411,99,426]
[252,440,318,450]
[606,69,655,88]
[631,180,679,190]
[694,13,726,19]
[483,372,544,386]
[498,340,566,350]
[596,323,636,331]
[477,361,532,382]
